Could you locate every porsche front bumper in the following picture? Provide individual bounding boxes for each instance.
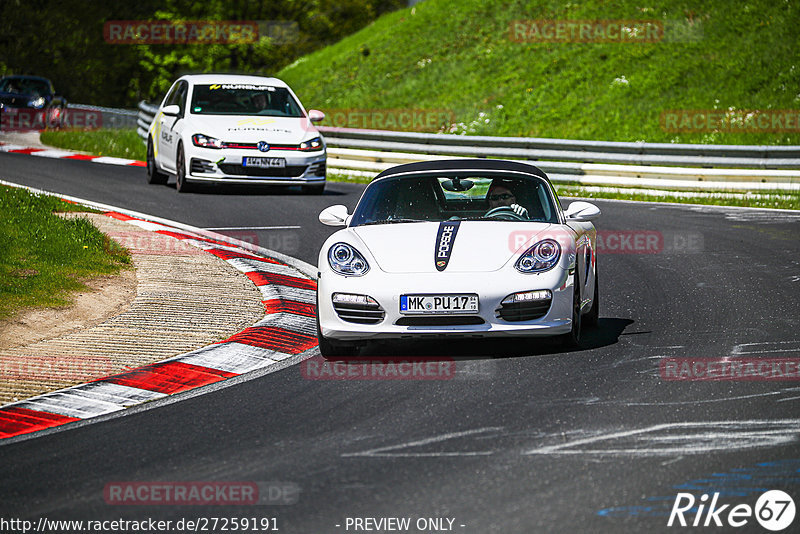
[317,267,575,341]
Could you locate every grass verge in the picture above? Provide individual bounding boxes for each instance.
[0,185,131,321]
[40,128,145,161]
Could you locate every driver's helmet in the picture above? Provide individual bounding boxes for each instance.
[486,179,519,204]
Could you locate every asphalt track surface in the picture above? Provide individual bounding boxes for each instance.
[2,150,800,533]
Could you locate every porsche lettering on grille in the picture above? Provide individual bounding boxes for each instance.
[434,221,460,271]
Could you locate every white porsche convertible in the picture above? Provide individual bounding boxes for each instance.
[316,159,601,356]
[146,74,327,193]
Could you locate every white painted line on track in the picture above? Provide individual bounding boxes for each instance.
[342,427,503,458]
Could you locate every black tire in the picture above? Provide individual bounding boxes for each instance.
[301,183,325,195]
[175,144,193,193]
[559,270,582,349]
[316,299,357,358]
[585,263,599,328]
[146,139,168,185]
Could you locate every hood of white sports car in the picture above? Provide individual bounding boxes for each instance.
[352,221,556,273]
[186,114,318,144]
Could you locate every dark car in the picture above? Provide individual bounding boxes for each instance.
[0,75,67,130]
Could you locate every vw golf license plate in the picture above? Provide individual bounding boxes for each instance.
[243,157,286,168]
[400,294,478,314]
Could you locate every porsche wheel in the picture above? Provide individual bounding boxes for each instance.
[560,271,582,348]
[316,301,357,358]
[146,139,168,185]
[585,265,599,328]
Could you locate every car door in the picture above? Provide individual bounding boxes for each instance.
[157,81,186,172]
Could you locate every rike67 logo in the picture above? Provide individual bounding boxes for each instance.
[668,490,795,531]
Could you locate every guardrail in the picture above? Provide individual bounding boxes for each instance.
[136,101,800,191]
[137,101,159,141]
[317,126,800,169]
[70,103,138,129]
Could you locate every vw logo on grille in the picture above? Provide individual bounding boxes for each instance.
[257,141,270,152]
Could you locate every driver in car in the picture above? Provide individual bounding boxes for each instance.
[486,180,529,219]
[251,92,268,112]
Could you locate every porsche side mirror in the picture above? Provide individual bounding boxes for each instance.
[564,201,601,221]
[319,205,349,226]
[308,109,325,123]
[162,104,180,117]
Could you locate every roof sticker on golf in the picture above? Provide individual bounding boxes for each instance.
[210,84,276,91]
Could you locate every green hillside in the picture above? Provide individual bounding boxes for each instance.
[279,0,799,145]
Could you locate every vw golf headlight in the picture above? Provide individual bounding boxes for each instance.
[328,242,369,276]
[192,133,223,149]
[515,239,561,273]
[299,136,322,151]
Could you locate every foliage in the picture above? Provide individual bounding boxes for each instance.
[0,0,404,107]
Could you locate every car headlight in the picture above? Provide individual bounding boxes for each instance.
[28,97,46,109]
[328,242,369,276]
[192,133,223,149]
[299,136,322,151]
[515,239,561,273]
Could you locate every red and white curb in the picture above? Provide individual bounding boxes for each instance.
[0,206,318,440]
[0,141,145,167]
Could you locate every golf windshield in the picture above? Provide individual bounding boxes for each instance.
[349,173,560,226]
[190,84,304,117]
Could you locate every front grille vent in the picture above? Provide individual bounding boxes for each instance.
[496,300,551,322]
[396,316,484,326]
[218,164,307,177]
[333,300,385,324]
[190,158,215,174]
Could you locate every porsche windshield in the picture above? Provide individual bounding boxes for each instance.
[190,84,304,117]
[350,173,560,226]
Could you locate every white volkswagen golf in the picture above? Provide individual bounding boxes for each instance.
[146,74,327,193]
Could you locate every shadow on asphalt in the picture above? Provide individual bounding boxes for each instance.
[333,317,635,359]
[163,182,349,196]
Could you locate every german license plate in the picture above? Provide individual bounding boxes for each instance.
[243,157,286,168]
[400,294,478,314]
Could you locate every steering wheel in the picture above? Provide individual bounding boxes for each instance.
[484,206,527,221]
